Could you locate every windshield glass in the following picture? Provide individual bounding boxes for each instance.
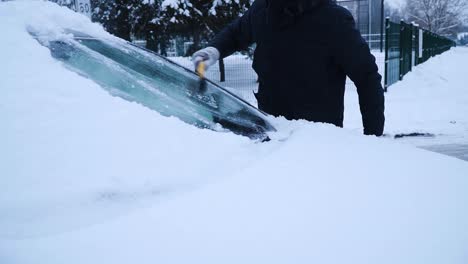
[33,30,275,140]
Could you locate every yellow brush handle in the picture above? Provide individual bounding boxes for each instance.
[196,61,206,78]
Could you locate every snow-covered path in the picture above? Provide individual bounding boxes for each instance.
[1,2,468,263]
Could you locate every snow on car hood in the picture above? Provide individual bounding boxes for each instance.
[1,1,468,264]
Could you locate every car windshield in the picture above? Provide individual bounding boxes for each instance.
[32,30,275,140]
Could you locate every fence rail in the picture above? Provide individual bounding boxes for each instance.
[384,18,456,91]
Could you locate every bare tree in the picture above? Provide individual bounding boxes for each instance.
[406,0,468,36]
[385,1,405,22]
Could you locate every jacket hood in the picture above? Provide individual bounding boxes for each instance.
[266,0,329,30]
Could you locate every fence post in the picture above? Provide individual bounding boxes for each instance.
[414,25,423,65]
[422,30,427,62]
[368,0,372,45]
[399,20,404,80]
[219,58,225,82]
[433,33,436,57]
[409,22,413,72]
[380,0,384,52]
[384,17,389,92]
[414,25,419,66]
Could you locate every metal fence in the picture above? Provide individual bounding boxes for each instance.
[420,31,455,64]
[399,21,413,79]
[384,18,456,91]
[337,0,384,50]
[384,19,400,90]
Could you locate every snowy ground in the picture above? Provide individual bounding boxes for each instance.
[1,2,468,264]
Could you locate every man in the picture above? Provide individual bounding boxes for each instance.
[193,0,385,136]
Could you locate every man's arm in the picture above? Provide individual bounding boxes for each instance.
[209,5,254,58]
[330,7,385,136]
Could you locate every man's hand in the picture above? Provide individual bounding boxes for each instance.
[192,47,220,70]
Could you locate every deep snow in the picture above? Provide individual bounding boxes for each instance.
[1,1,468,264]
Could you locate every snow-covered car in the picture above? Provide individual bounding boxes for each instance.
[2,2,468,264]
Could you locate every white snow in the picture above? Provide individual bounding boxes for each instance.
[162,0,192,13]
[459,32,468,40]
[1,1,468,264]
[161,0,179,9]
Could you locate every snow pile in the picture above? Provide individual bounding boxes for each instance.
[1,1,468,264]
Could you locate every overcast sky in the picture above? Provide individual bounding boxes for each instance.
[386,0,406,9]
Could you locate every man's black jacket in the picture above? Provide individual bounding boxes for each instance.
[209,0,385,136]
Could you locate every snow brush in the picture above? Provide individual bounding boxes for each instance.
[196,61,207,92]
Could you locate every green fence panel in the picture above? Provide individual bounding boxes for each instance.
[399,21,412,80]
[384,18,400,91]
[413,25,419,66]
[384,18,456,91]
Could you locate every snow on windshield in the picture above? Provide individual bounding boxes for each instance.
[28,24,275,140]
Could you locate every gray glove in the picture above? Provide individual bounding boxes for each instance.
[192,47,220,70]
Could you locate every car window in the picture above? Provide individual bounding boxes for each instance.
[34,30,275,140]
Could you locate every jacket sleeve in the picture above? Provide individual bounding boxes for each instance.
[330,8,385,136]
[209,6,254,58]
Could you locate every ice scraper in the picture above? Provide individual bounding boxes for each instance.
[195,60,207,92]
